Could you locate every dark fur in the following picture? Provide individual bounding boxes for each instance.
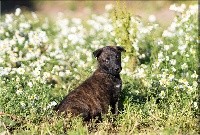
[55,46,125,121]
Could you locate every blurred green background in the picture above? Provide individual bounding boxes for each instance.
[1,1,197,27]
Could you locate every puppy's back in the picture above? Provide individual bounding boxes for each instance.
[55,72,111,120]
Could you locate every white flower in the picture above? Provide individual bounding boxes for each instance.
[134,67,146,79]
[65,70,71,75]
[59,71,65,77]
[169,22,177,32]
[27,82,33,88]
[75,75,80,80]
[15,8,21,16]
[169,4,186,13]
[148,15,156,22]
[189,48,196,54]
[179,78,189,86]
[159,78,169,87]
[28,30,48,46]
[172,51,177,56]
[105,4,113,11]
[158,52,163,59]
[181,63,188,70]
[189,5,198,15]
[162,30,174,37]
[123,56,129,63]
[191,71,198,79]
[5,14,13,24]
[0,27,5,34]
[46,101,57,110]
[19,22,31,30]
[16,88,23,95]
[157,39,163,45]
[70,27,77,33]
[17,67,25,75]
[187,86,194,94]
[170,59,176,65]
[32,69,40,77]
[192,81,198,88]
[164,45,170,51]
[104,24,113,32]
[20,102,26,108]
[32,12,38,20]
[159,91,165,99]
[72,18,82,25]
[168,74,175,81]
[193,102,198,109]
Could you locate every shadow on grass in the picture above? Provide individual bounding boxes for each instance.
[118,84,148,112]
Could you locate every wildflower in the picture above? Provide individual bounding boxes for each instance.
[75,75,80,80]
[19,22,31,30]
[28,30,48,46]
[169,4,186,13]
[15,8,21,16]
[32,12,38,20]
[16,67,25,75]
[59,71,65,77]
[187,85,194,94]
[178,44,187,54]
[157,39,163,46]
[164,45,170,51]
[5,14,13,24]
[172,51,177,56]
[20,102,26,109]
[142,79,152,88]
[189,48,196,54]
[181,63,188,70]
[179,78,189,86]
[148,15,156,22]
[168,74,175,81]
[105,4,113,11]
[193,102,198,110]
[16,88,23,95]
[192,81,198,88]
[169,22,177,31]
[159,91,165,99]
[27,82,33,88]
[159,78,170,87]
[123,56,129,63]
[72,18,81,25]
[46,101,57,110]
[165,56,169,61]
[170,59,176,65]
[191,71,198,79]
[162,30,173,37]
[32,68,41,77]
[134,67,146,79]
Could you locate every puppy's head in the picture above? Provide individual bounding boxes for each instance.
[93,46,125,75]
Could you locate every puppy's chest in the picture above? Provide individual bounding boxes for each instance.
[112,78,122,91]
[114,80,122,89]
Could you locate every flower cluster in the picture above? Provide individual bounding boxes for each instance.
[0,4,198,121]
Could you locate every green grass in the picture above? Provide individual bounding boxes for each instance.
[0,3,199,134]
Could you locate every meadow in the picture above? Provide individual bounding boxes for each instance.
[0,3,199,134]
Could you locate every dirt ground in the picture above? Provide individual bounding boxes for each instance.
[33,1,197,27]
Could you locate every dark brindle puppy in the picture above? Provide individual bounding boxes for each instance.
[55,46,125,121]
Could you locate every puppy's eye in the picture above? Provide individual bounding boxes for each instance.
[105,58,109,63]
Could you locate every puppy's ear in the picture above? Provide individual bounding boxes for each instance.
[93,48,103,58]
[116,46,126,52]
